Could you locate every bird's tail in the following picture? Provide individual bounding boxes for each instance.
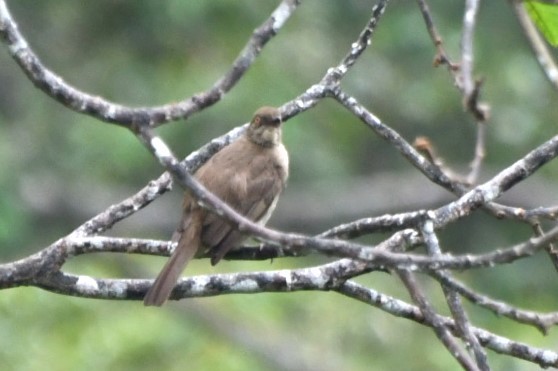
[143,213,202,306]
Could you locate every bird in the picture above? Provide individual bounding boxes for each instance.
[143,106,289,306]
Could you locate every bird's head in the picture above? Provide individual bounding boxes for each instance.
[247,106,282,147]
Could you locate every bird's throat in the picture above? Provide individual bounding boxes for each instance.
[248,126,282,148]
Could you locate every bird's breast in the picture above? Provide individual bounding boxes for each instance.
[272,143,289,182]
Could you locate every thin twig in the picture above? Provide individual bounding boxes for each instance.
[466,120,487,185]
[532,222,558,272]
[421,220,490,371]
[70,174,173,237]
[397,269,479,370]
[415,0,460,73]
[461,0,481,101]
[430,270,558,335]
[337,281,558,368]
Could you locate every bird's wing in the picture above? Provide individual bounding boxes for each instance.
[199,153,285,264]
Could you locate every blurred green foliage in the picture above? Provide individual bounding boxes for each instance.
[525,1,558,47]
[1,1,558,370]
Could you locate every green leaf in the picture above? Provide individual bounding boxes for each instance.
[525,1,558,47]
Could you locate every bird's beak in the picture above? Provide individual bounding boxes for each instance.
[271,115,282,127]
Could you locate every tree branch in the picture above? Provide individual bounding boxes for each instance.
[2,1,558,368]
[337,281,558,368]
[0,0,301,127]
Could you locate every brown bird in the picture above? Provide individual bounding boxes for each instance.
[144,106,289,306]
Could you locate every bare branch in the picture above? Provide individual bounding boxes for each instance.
[280,0,390,120]
[398,269,479,370]
[0,0,301,127]
[5,219,558,292]
[71,174,173,237]
[415,0,460,73]
[333,88,461,193]
[421,220,490,371]
[337,281,558,368]
[461,0,489,121]
[34,259,369,300]
[466,121,487,185]
[416,0,489,196]
[431,271,558,335]
[2,1,558,367]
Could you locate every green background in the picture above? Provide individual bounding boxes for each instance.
[1,1,558,370]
